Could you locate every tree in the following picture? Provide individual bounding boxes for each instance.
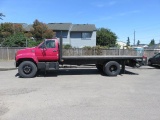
[32,19,55,40]
[149,39,155,46]
[0,13,5,20]
[0,23,25,44]
[13,24,24,33]
[2,33,27,47]
[43,29,55,39]
[96,28,117,47]
[137,40,140,46]
[0,23,24,37]
[63,44,72,49]
[0,23,14,38]
[126,37,130,46]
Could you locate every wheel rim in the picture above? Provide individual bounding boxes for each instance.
[109,65,117,73]
[23,65,32,74]
[148,61,151,65]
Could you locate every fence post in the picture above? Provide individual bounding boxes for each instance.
[7,47,9,61]
[118,49,120,55]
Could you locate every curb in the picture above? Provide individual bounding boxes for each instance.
[0,68,17,71]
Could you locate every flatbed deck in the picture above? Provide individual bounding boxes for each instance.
[62,55,142,59]
[61,55,142,65]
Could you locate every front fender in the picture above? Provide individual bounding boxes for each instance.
[16,53,38,66]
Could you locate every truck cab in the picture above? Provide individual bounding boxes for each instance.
[16,39,59,64]
[35,39,59,62]
[148,53,160,66]
[15,39,60,78]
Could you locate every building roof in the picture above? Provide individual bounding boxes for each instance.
[22,23,96,32]
[47,23,72,31]
[147,43,160,49]
[23,24,33,31]
[71,24,97,32]
[131,44,148,48]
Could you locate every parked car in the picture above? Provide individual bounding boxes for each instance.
[148,53,160,66]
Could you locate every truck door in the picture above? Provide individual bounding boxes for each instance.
[35,40,59,61]
[45,40,59,61]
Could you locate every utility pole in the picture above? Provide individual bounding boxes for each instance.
[134,30,135,45]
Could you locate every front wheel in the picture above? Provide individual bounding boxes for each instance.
[103,61,120,76]
[18,61,37,78]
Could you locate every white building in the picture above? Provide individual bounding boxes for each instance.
[117,41,127,49]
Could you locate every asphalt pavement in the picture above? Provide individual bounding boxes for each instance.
[0,65,160,120]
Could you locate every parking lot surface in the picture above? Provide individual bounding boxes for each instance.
[0,66,160,120]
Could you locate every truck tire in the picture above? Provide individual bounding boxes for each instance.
[96,64,103,73]
[18,61,37,78]
[103,61,120,76]
[148,60,152,66]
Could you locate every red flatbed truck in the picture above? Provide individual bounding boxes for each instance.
[15,38,143,78]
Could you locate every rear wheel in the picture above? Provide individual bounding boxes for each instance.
[103,61,120,76]
[18,61,37,78]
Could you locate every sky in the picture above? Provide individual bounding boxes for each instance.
[0,0,160,45]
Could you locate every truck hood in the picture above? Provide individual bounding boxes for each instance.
[16,47,36,55]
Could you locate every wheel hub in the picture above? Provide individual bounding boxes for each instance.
[23,65,32,74]
[110,65,117,72]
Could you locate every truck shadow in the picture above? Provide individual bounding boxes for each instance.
[36,68,139,77]
[148,65,160,69]
[120,70,139,75]
[37,68,99,77]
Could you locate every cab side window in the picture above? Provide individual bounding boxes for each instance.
[46,40,55,48]
[39,40,55,48]
[155,54,160,58]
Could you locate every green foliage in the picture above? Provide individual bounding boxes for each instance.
[0,19,55,47]
[25,32,33,38]
[27,39,42,47]
[63,44,72,49]
[83,46,92,50]
[14,24,24,33]
[137,40,140,45]
[2,33,42,47]
[149,39,155,46]
[0,23,24,38]
[96,28,117,47]
[0,23,14,38]
[2,33,27,47]
[127,37,130,46]
[0,13,5,20]
[82,46,104,55]
[92,46,103,55]
[43,30,55,39]
[82,46,92,55]
[32,19,46,40]
[32,19,55,40]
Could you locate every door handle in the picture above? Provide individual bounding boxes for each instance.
[53,50,57,52]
